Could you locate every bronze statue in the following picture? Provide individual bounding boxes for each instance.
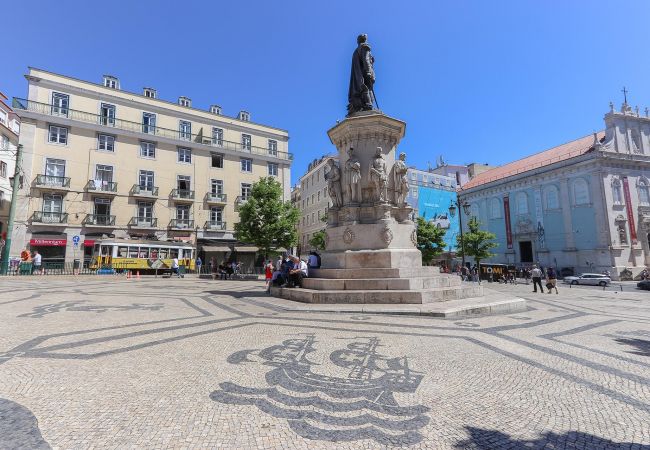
[325,158,343,208]
[369,147,388,203]
[347,34,376,116]
[343,148,362,204]
[393,152,409,206]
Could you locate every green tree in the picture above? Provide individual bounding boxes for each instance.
[234,177,299,258]
[456,217,498,269]
[308,215,328,252]
[415,217,447,264]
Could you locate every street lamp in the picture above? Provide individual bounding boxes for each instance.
[448,199,471,269]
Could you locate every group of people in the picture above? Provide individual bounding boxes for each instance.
[264,253,321,292]
[208,258,243,280]
[529,264,559,294]
[19,249,43,274]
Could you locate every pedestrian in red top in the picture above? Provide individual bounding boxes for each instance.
[264,259,274,293]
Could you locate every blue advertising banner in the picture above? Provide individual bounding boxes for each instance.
[416,187,459,251]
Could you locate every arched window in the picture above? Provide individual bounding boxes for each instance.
[611,178,623,204]
[573,178,590,205]
[490,198,501,219]
[638,178,650,205]
[515,192,528,215]
[543,185,560,210]
[470,203,479,219]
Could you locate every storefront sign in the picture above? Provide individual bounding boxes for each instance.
[30,239,66,247]
[623,177,638,244]
[83,240,95,247]
[503,195,513,249]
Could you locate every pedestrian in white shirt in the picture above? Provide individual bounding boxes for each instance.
[32,250,43,275]
[531,265,543,293]
[171,257,181,278]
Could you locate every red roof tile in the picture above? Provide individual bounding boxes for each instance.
[461,131,605,190]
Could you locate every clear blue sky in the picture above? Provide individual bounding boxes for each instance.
[4,0,650,184]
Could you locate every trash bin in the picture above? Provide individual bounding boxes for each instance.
[19,262,33,275]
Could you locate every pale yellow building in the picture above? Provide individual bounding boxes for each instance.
[0,92,21,242]
[10,68,292,267]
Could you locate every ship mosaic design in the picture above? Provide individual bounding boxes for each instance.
[210,335,430,445]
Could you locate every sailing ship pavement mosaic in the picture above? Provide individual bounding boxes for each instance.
[0,277,649,448]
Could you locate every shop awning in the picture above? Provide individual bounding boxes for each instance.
[30,238,66,247]
[83,240,95,247]
[234,246,259,252]
[203,246,231,252]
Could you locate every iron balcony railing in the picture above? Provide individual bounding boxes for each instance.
[86,180,118,192]
[13,98,293,160]
[35,174,71,188]
[205,192,227,203]
[235,196,248,210]
[83,214,116,226]
[169,219,194,229]
[204,221,226,230]
[32,211,68,223]
[171,189,195,200]
[129,216,158,227]
[130,184,159,196]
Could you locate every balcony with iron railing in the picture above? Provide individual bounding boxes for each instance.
[169,219,194,229]
[204,221,227,230]
[32,211,68,224]
[130,184,159,197]
[235,195,248,210]
[205,192,227,204]
[128,216,158,228]
[35,175,71,190]
[86,180,118,194]
[83,214,116,226]
[13,98,293,160]
[171,189,195,202]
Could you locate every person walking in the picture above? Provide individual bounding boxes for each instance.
[171,257,181,278]
[531,265,543,293]
[546,267,559,294]
[264,259,274,293]
[32,250,42,275]
[196,257,202,275]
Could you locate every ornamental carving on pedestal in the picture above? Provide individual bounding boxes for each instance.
[342,228,355,244]
[324,232,330,249]
[381,226,394,245]
[411,229,418,246]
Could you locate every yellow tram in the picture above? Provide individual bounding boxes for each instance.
[89,239,196,272]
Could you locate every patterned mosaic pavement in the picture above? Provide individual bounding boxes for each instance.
[0,276,649,449]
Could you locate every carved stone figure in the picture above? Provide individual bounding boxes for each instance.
[619,224,628,244]
[369,147,388,203]
[393,152,409,206]
[347,34,376,116]
[324,158,343,208]
[343,148,362,204]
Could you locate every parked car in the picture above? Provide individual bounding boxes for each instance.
[563,273,611,286]
[637,280,650,290]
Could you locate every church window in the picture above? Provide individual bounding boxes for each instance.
[490,198,501,219]
[470,203,479,219]
[515,192,528,215]
[639,178,650,205]
[543,185,559,210]
[573,178,590,205]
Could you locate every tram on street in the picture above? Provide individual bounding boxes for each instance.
[89,239,195,272]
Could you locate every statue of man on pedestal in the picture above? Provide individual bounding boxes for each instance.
[369,147,388,203]
[343,148,362,204]
[347,34,376,116]
[393,152,409,206]
[325,158,343,208]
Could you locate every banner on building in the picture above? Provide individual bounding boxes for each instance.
[622,176,638,244]
[503,195,513,249]
[533,188,545,248]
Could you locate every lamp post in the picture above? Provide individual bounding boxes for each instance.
[448,198,471,269]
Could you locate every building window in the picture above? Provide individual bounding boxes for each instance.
[639,178,650,205]
[411,187,418,198]
[0,161,5,178]
[612,178,623,204]
[211,152,224,168]
[317,191,321,202]
[573,178,590,205]
[242,134,252,151]
[98,134,115,152]
[210,105,222,115]
[177,175,191,191]
[212,127,223,146]
[241,183,252,200]
[178,147,192,164]
[544,185,559,210]
[139,170,154,191]
[241,158,252,172]
[142,112,156,134]
[268,140,277,156]
[51,92,69,117]
[143,88,156,98]
[103,75,119,89]
[179,121,192,141]
[0,110,6,125]
[99,103,116,126]
[211,179,223,194]
[137,201,153,222]
[48,125,68,144]
[306,197,310,206]
[312,212,315,224]
[210,206,223,223]
[268,162,278,176]
[302,199,305,209]
[515,192,528,215]
[42,193,63,219]
[176,204,191,221]
[178,97,191,107]
[140,141,155,158]
[95,165,113,186]
[302,217,306,226]
[490,198,501,219]
[239,111,250,122]
[94,197,111,221]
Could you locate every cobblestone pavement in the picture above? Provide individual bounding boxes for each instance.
[0,276,649,449]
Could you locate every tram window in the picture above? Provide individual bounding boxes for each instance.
[101,246,111,256]
[118,246,128,257]
[94,244,100,255]
[128,247,139,258]
[150,248,159,259]
[186,250,193,259]
[159,248,168,259]
[139,248,150,258]
[170,248,179,258]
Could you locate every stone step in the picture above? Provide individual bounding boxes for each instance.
[270,285,484,304]
[302,276,461,291]
[310,267,442,279]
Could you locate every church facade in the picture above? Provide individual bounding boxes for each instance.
[459,101,650,280]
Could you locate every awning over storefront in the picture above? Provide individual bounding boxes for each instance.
[83,240,95,247]
[234,246,259,252]
[30,238,66,247]
[203,246,231,252]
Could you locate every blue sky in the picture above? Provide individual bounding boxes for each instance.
[3,0,650,184]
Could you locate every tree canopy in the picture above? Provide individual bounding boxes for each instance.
[234,177,299,258]
[456,216,498,266]
[415,217,447,264]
